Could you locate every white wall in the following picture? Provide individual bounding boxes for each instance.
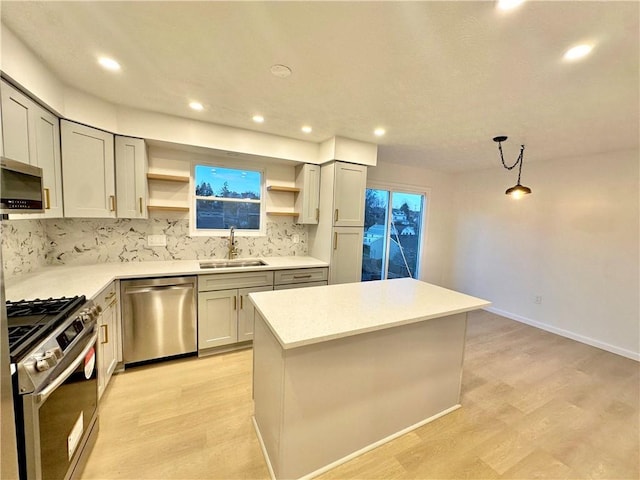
[449,149,639,359]
[367,158,456,287]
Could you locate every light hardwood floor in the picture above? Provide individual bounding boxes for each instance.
[81,311,639,479]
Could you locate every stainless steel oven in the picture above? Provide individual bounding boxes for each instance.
[7,296,100,480]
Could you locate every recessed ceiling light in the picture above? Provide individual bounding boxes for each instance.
[252,115,265,123]
[374,128,386,137]
[270,64,292,78]
[301,126,312,133]
[496,0,525,11]
[189,101,204,111]
[563,44,594,61]
[98,57,121,71]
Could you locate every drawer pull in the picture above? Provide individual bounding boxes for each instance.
[293,274,312,279]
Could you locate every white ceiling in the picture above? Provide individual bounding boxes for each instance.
[1,1,638,172]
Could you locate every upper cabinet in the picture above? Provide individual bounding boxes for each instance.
[61,119,115,218]
[294,163,320,224]
[115,136,148,219]
[1,80,64,218]
[333,162,367,227]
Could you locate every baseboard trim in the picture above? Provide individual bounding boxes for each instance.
[484,306,640,362]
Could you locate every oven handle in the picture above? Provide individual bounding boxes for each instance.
[36,333,98,405]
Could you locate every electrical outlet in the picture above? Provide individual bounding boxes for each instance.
[534,296,543,304]
[147,234,167,247]
[292,234,300,244]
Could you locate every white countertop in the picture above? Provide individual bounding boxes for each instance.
[249,278,491,349]
[4,256,328,301]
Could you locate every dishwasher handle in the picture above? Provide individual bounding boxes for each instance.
[123,284,194,295]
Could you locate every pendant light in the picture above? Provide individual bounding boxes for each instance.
[493,136,532,198]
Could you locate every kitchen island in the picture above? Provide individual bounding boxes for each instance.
[249,278,490,480]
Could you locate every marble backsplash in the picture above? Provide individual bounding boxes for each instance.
[1,217,308,277]
[1,219,50,277]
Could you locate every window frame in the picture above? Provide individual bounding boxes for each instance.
[189,159,266,237]
[364,181,430,281]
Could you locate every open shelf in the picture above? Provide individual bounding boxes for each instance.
[266,211,299,217]
[147,205,190,212]
[267,185,300,193]
[147,173,190,183]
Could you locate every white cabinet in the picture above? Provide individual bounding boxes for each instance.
[330,228,364,284]
[1,80,64,218]
[309,161,367,284]
[96,282,119,400]
[198,271,274,351]
[238,286,273,341]
[115,135,148,219]
[333,162,367,227]
[294,163,320,224]
[61,119,115,218]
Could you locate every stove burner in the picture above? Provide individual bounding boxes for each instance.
[6,295,86,363]
[6,297,84,318]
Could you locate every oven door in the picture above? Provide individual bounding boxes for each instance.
[21,332,99,480]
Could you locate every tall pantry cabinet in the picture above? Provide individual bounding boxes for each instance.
[309,161,367,284]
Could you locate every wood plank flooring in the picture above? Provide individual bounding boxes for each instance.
[81,311,639,479]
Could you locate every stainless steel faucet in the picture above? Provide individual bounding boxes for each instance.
[228,226,238,259]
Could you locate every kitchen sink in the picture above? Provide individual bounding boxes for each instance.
[199,259,267,269]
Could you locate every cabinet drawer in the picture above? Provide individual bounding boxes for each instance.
[274,268,328,286]
[199,271,274,291]
[95,282,117,308]
[274,281,328,290]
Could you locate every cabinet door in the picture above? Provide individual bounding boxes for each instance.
[96,285,118,400]
[0,80,34,164]
[330,227,364,284]
[333,162,367,227]
[115,136,148,219]
[238,286,273,342]
[33,109,63,218]
[61,120,115,218]
[295,163,320,224]
[198,289,238,349]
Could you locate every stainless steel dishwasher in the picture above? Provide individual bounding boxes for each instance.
[121,276,197,364]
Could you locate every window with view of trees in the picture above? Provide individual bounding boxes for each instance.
[193,165,262,233]
[362,188,425,281]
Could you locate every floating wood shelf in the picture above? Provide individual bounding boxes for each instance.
[266,211,299,217]
[147,205,190,212]
[147,173,190,183]
[267,185,300,193]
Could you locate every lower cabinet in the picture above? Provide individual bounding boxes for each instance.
[198,271,274,352]
[96,282,118,400]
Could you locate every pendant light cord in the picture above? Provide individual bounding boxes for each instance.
[498,142,526,184]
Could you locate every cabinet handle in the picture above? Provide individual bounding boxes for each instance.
[43,188,51,210]
[139,197,143,214]
[334,209,339,222]
[109,195,116,212]
[240,295,244,310]
[333,232,338,250]
[233,296,237,310]
[293,274,312,279]
[101,324,109,344]
[316,208,319,222]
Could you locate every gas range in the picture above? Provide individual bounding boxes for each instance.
[6,295,99,393]
[6,295,102,480]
